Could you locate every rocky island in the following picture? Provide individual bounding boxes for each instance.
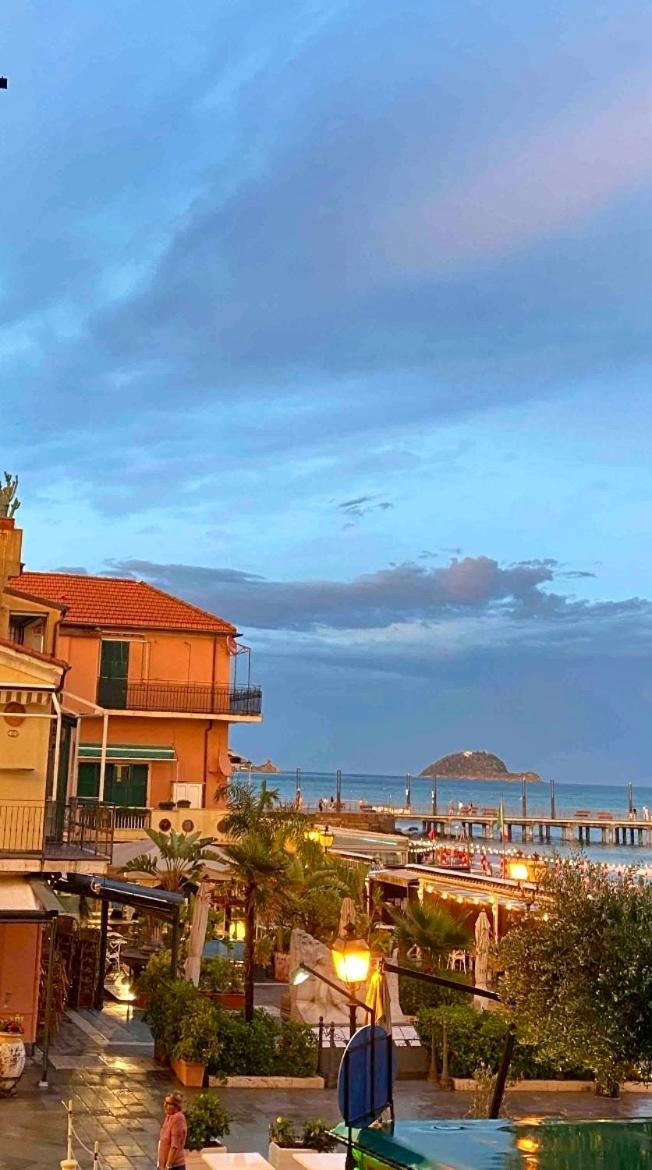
[419,749,541,782]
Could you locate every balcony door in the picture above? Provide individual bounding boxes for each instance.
[97,640,129,708]
[77,762,148,807]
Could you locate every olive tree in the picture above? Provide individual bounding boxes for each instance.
[499,861,652,1093]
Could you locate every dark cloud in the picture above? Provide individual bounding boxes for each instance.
[336,495,393,525]
[104,554,650,642]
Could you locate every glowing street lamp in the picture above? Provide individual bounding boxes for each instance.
[228,919,245,941]
[507,861,529,883]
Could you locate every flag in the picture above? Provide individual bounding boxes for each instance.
[227,636,249,656]
[497,799,505,840]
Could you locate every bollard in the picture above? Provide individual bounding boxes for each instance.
[60,1161,78,1170]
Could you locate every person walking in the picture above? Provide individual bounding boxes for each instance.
[158,1092,187,1170]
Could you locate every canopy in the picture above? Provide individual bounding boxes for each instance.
[79,743,176,761]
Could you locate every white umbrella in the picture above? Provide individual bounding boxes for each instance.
[338,896,357,937]
[184,879,212,986]
[473,909,491,1011]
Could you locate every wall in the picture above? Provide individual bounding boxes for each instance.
[0,922,42,1043]
[77,715,230,807]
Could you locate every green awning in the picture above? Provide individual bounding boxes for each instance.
[79,743,176,762]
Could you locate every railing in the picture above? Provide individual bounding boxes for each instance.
[113,806,152,831]
[44,799,115,860]
[0,799,114,859]
[97,676,262,716]
[0,802,45,855]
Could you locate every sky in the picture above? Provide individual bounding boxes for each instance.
[3,1,652,782]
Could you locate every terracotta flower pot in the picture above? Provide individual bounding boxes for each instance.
[217,991,245,1011]
[172,1058,206,1088]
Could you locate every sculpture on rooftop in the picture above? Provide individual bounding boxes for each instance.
[0,473,20,519]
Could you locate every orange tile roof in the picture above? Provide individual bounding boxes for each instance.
[9,572,236,634]
[0,636,68,671]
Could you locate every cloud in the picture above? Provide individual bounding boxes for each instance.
[336,495,393,526]
[105,554,651,654]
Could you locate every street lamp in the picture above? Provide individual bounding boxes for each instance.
[507,861,529,883]
[291,960,375,1039]
[331,922,371,1035]
[305,827,335,849]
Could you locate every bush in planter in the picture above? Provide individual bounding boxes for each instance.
[400,965,471,1016]
[207,1011,318,1078]
[269,1117,299,1148]
[145,977,201,1056]
[200,957,244,994]
[275,1019,318,1077]
[173,999,222,1068]
[269,1118,335,1151]
[186,1092,231,1151]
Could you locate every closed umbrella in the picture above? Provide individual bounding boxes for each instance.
[184,879,212,986]
[473,909,491,1011]
[338,897,357,937]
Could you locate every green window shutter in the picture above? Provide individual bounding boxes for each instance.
[77,762,100,799]
[98,640,130,707]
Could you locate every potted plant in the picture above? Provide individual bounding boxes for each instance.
[185,1091,231,1169]
[0,1016,26,1096]
[269,1117,336,1170]
[177,799,192,808]
[199,957,245,1010]
[142,971,196,1065]
[158,800,175,810]
[171,1000,221,1088]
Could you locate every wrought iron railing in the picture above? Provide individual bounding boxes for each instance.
[97,677,262,716]
[0,799,114,859]
[0,801,45,855]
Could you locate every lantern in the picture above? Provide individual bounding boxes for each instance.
[228,919,246,941]
[507,861,529,883]
[331,921,371,986]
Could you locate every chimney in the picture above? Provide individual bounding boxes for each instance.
[0,517,23,640]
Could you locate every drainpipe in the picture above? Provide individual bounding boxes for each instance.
[98,711,109,802]
[51,693,63,802]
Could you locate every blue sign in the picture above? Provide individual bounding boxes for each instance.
[337,1025,396,1128]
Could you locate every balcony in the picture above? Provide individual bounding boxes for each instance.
[0,800,114,861]
[96,677,263,718]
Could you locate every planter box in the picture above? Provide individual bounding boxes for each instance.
[269,1143,313,1170]
[451,1077,594,1092]
[172,1058,207,1087]
[154,1039,170,1066]
[186,1147,227,1169]
[209,1075,325,1090]
[217,991,245,1011]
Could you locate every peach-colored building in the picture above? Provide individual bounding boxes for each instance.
[9,559,261,815]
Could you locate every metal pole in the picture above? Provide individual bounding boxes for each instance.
[521,776,527,818]
[431,775,437,816]
[94,900,109,1010]
[489,1024,516,1118]
[550,777,556,819]
[170,908,180,979]
[336,769,342,810]
[628,782,634,814]
[440,1022,452,1089]
[296,768,301,797]
[405,773,411,810]
[348,1000,357,1038]
[38,913,58,1088]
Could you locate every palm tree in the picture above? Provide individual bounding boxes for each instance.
[121,827,220,892]
[217,779,306,1020]
[389,901,472,970]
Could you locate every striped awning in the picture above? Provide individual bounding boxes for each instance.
[79,743,176,762]
[0,689,52,705]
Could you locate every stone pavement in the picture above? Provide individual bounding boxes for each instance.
[6,1061,652,1170]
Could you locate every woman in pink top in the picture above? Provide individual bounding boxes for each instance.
[158,1092,187,1170]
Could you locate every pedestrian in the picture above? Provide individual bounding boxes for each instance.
[329,795,335,810]
[643,805,649,821]
[318,798,324,813]
[158,1092,187,1170]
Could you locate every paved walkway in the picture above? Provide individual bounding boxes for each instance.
[7,1004,649,1170]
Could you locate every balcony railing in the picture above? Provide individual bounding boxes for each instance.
[0,800,114,860]
[113,806,152,832]
[97,677,262,717]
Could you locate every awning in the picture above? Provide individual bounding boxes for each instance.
[52,873,184,918]
[79,743,176,762]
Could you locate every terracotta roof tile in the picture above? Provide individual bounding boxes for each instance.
[0,637,68,671]
[9,572,235,634]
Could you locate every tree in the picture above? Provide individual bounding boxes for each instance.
[389,901,472,970]
[121,827,220,892]
[499,861,652,1093]
[217,779,305,1021]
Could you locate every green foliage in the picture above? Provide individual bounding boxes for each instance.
[399,964,471,1016]
[416,1004,592,1081]
[136,950,172,999]
[208,1011,318,1079]
[499,861,652,1090]
[172,998,222,1066]
[144,977,199,1051]
[390,901,472,970]
[122,827,220,891]
[200,957,244,993]
[185,1092,231,1150]
[300,1120,337,1152]
[269,1117,299,1148]
[254,934,274,968]
[269,1117,336,1151]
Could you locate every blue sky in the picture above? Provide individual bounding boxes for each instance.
[4,1,652,780]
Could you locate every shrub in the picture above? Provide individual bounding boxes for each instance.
[136,950,172,999]
[269,1117,299,1148]
[200,957,244,993]
[186,1092,231,1150]
[207,1012,318,1078]
[301,1120,336,1151]
[172,999,222,1066]
[145,978,200,1052]
[399,965,471,1016]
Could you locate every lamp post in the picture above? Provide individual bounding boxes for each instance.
[331,922,372,1036]
[291,961,375,1037]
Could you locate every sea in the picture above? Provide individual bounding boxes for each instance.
[248,770,652,871]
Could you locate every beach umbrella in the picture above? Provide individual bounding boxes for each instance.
[365,966,392,1030]
[473,909,491,1011]
[184,878,212,986]
[338,896,357,936]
